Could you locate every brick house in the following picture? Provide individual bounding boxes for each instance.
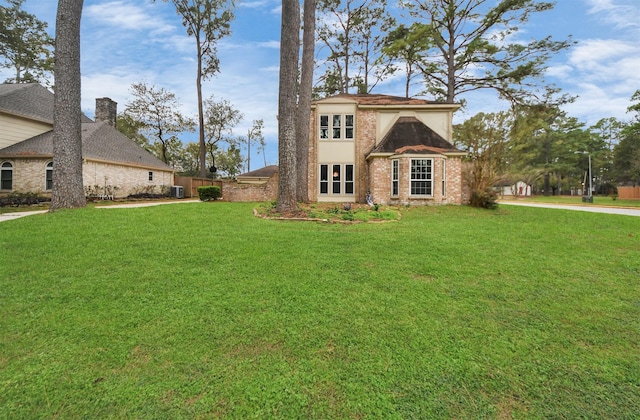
[0,83,174,198]
[309,94,468,205]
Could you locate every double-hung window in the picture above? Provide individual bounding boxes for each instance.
[319,164,355,196]
[391,160,399,196]
[45,161,53,190]
[320,114,354,140]
[442,160,446,197]
[410,159,432,196]
[1,161,13,190]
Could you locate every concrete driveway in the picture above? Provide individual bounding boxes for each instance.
[0,200,201,223]
[499,201,640,217]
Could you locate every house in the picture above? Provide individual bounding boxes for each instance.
[0,83,174,198]
[236,165,279,185]
[308,94,468,205]
[497,180,532,197]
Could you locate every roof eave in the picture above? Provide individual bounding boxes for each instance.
[0,110,53,125]
[358,103,461,111]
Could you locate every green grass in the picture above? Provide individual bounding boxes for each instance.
[503,194,640,207]
[1,202,639,418]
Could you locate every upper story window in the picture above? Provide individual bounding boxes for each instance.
[45,161,53,190]
[1,161,13,190]
[410,159,432,196]
[320,114,354,140]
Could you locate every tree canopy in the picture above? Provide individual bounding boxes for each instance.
[159,0,235,177]
[400,0,574,104]
[0,0,54,84]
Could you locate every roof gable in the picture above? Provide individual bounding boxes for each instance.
[369,116,463,156]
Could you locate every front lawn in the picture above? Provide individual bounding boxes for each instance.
[1,202,638,418]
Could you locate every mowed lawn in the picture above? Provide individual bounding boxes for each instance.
[1,202,638,418]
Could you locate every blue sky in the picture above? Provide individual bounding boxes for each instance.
[3,0,639,167]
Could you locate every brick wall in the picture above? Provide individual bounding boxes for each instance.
[355,110,377,202]
[1,157,173,198]
[221,173,278,202]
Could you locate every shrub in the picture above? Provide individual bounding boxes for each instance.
[0,192,49,207]
[197,186,221,201]
[470,188,498,209]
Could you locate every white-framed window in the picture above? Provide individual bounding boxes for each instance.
[345,164,354,194]
[345,115,354,139]
[410,159,432,196]
[332,115,342,139]
[45,161,53,190]
[320,115,329,139]
[1,161,13,190]
[319,164,355,195]
[320,114,354,140]
[148,171,154,181]
[442,159,446,197]
[391,159,399,197]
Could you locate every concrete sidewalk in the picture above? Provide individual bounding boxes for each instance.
[0,199,201,223]
[499,200,640,217]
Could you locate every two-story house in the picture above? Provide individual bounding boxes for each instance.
[308,94,468,206]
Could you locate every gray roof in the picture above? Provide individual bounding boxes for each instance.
[237,165,278,178]
[368,116,463,156]
[0,121,173,171]
[0,83,92,123]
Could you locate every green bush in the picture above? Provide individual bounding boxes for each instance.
[197,186,221,201]
[470,188,498,209]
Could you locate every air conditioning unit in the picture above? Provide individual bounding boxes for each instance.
[170,185,184,199]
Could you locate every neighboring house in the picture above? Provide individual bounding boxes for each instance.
[497,181,532,197]
[0,83,174,198]
[308,94,468,205]
[236,165,278,184]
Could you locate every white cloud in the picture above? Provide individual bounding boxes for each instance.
[84,1,162,31]
[238,0,273,8]
[586,0,640,30]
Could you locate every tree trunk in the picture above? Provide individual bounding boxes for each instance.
[51,0,86,211]
[196,37,207,178]
[276,0,300,214]
[296,0,315,203]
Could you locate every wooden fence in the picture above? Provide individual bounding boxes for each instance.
[618,186,640,200]
[173,176,222,198]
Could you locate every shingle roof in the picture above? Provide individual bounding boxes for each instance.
[368,116,464,156]
[0,121,172,171]
[0,83,92,123]
[237,165,278,178]
[314,93,447,106]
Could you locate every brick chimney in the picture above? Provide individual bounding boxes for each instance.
[95,97,117,127]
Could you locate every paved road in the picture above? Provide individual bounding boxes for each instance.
[499,201,640,217]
